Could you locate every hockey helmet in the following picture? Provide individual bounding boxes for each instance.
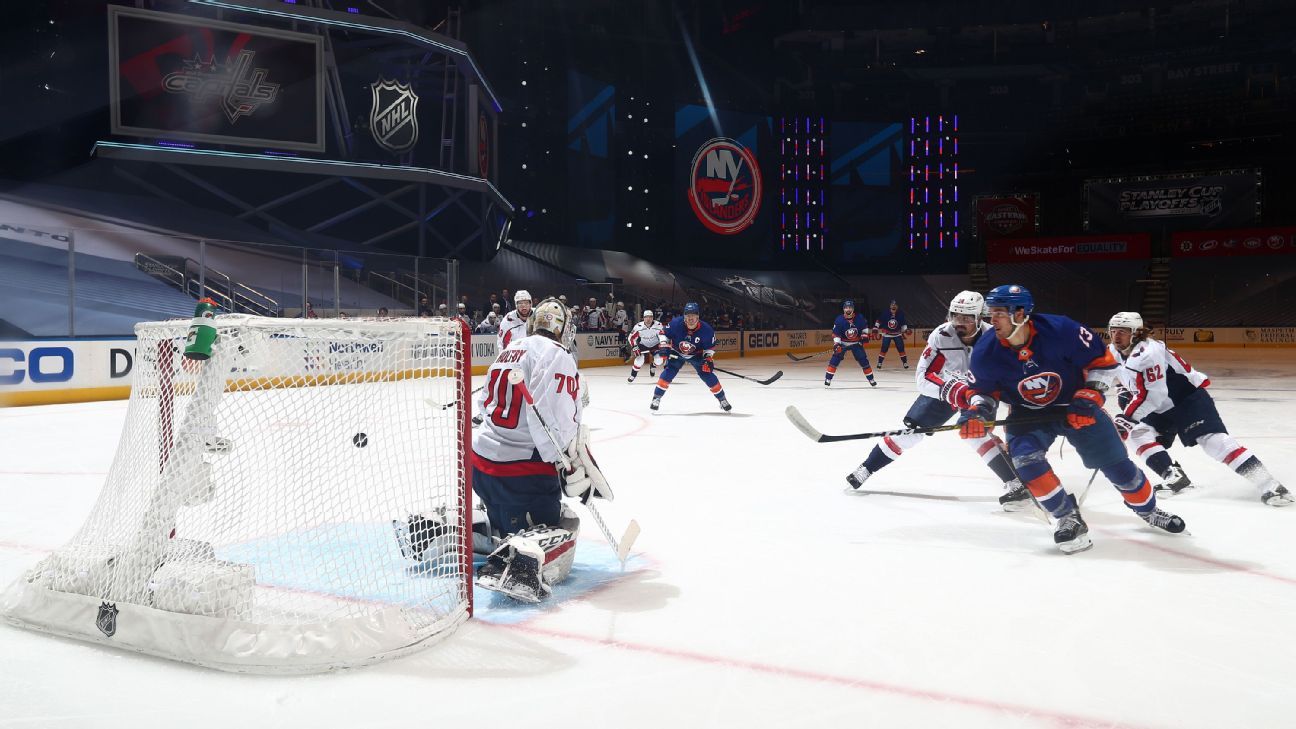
[527,297,570,339]
[1108,311,1144,332]
[514,290,532,304]
[643,309,654,318]
[683,302,701,315]
[985,284,1034,316]
[948,291,986,318]
[843,299,855,310]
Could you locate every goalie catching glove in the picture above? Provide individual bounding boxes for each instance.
[559,424,613,503]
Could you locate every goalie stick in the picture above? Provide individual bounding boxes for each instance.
[785,405,1062,443]
[507,370,640,568]
[712,365,783,385]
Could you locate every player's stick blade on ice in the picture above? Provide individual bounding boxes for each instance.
[785,405,826,442]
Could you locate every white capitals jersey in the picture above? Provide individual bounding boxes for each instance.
[497,309,529,351]
[473,334,582,466]
[915,321,992,400]
[1110,338,1210,420]
[629,320,664,348]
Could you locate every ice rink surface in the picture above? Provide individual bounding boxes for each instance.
[2,348,1294,728]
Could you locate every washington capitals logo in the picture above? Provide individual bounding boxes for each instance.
[688,137,761,235]
[162,50,279,124]
[1017,371,1063,408]
[370,78,419,154]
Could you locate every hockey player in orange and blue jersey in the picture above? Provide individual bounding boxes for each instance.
[650,302,732,413]
[954,284,1186,554]
[824,299,877,387]
[874,300,909,369]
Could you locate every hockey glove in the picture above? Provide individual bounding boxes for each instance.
[939,378,972,410]
[1067,388,1106,430]
[700,353,715,374]
[1113,413,1136,441]
[958,395,996,439]
[833,344,844,355]
[560,425,613,503]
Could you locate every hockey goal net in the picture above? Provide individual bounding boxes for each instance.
[1,315,473,673]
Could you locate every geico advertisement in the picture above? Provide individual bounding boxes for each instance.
[0,339,136,392]
[744,330,782,350]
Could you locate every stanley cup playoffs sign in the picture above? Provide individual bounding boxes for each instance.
[109,6,325,152]
[1085,170,1259,233]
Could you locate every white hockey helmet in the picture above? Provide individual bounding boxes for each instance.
[527,297,570,339]
[948,290,986,317]
[643,309,654,318]
[514,290,532,304]
[1109,311,1144,331]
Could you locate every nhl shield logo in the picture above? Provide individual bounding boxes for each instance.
[96,601,119,637]
[370,78,419,154]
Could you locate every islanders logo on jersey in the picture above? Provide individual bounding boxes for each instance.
[688,137,762,235]
[845,327,859,340]
[678,340,698,356]
[1017,371,1063,408]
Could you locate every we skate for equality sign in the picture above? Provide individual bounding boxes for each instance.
[109,6,325,152]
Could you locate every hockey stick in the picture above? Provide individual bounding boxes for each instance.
[507,370,640,569]
[712,365,783,385]
[787,348,833,362]
[426,384,484,411]
[785,405,1062,443]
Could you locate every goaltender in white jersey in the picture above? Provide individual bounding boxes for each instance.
[496,290,533,351]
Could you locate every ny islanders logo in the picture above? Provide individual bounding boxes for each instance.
[688,138,762,235]
[1017,372,1063,408]
[678,340,698,356]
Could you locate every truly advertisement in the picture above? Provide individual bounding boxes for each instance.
[1086,171,1259,233]
[985,234,1151,263]
[1172,227,1296,257]
[109,6,325,152]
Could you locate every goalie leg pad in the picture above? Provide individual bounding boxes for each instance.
[475,522,579,603]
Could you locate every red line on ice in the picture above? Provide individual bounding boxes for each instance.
[497,622,1155,729]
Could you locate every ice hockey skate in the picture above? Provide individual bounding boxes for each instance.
[1140,508,1187,534]
[1053,510,1092,554]
[1153,463,1193,497]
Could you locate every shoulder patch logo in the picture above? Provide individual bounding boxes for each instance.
[1017,371,1063,407]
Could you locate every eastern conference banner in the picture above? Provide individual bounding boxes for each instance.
[975,195,1038,239]
[1172,226,1296,257]
[1086,171,1258,233]
[985,234,1150,263]
[109,6,325,152]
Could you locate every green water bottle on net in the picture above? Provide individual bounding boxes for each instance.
[184,297,219,360]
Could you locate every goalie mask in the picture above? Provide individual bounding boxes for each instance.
[527,297,570,340]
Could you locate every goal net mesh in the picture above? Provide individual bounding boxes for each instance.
[1,315,472,673]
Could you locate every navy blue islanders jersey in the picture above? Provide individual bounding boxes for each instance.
[876,310,907,337]
[968,313,1117,411]
[832,314,870,344]
[663,317,716,360]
